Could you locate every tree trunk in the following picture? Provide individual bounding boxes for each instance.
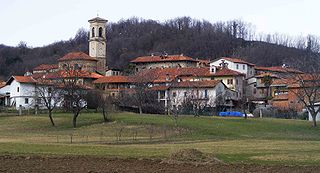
[48,111,55,126]
[73,113,78,128]
[139,106,142,114]
[312,114,317,127]
[102,107,107,122]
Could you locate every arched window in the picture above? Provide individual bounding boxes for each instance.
[99,27,103,37]
[92,27,95,37]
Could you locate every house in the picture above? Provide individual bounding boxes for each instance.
[130,54,198,72]
[153,80,236,112]
[210,57,255,78]
[93,75,132,97]
[209,66,245,99]
[3,76,37,109]
[269,75,317,112]
[0,81,9,106]
[246,72,279,103]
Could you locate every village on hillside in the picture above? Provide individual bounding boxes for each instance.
[0,16,319,123]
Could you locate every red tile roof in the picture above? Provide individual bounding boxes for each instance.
[33,64,59,71]
[13,76,37,83]
[44,70,102,79]
[255,66,303,74]
[134,67,244,84]
[220,57,255,66]
[130,54,197,63]
[150,85,170,91]
[255,72,279,78]
[58,52,97,61]
[171,80,221,88]
[93,76,133,84]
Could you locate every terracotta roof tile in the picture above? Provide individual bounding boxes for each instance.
[93,76,133,84]
[13,76,37,83]
[130,55,197,63]
[58,52,97,61]
[33,64,59,71]
[44,70,103,79]
[150,85,170,91]
[255,66,303,74]
[255,72,279,78]
[134,67,243,84]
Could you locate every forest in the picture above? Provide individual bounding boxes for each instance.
[1,16,320,80]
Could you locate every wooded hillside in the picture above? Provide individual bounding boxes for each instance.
[1,17,319,80]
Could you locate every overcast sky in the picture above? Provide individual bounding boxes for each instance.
[0,0,318,47]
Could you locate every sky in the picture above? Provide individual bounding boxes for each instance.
[0,0,318,47]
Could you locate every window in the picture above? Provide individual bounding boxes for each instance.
[92,27,95,37]
[243,65,245,70]
[25,98,29,104]
[74,64,81,70]
[99,27,103,37]
[236,64,239,69]
[236,79,239,85]
[172,92,177,98]
[204,89,208,98]
[227,79,233,85]
[17,87,19,92]
[253,88,257,94]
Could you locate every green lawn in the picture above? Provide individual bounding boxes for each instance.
[0,112,320,165]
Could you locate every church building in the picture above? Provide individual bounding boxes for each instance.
[33,16,108,76]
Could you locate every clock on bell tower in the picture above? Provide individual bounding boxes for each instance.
[88,16,108,74]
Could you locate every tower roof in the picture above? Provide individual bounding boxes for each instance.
[88,17,107,23]
[58,52,98,61]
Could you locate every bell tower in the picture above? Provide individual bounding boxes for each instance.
[88,16,107,74]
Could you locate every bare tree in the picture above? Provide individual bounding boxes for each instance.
[61,70,88,128]
[35,80,63,126]
[290,73,320,127]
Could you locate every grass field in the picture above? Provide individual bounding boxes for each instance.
[0,112,320,165]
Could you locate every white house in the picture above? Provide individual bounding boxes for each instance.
[210,57,255,78]
[4,76,37,109]
[0,83,10,106]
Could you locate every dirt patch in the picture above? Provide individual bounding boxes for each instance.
[0,155,319,173]
[169,148,222,164]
